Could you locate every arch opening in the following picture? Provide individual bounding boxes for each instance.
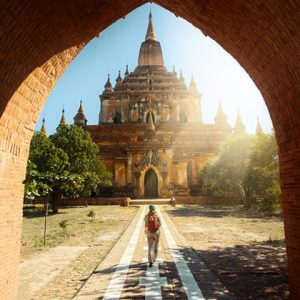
[0,1,299,298]
[144,168,158,198]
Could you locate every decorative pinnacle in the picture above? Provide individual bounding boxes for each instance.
[60,107,67,125]
[179,69,184,81]
[189,73,197,90]
[125,65,129,76]
[79,100,84,113]
[145,11,156,41]
[256,117,263,134]
[234,108,245,133]
[41,118,46,134]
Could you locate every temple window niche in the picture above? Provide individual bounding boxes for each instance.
[113,110,122,123]
[146,111,155,125]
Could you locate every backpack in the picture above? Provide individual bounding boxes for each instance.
[148,212,160,233]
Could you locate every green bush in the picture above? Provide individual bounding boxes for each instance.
[87,210,96,220]
[59,219,68,230]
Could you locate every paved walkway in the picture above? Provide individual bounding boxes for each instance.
[75,206,233,299]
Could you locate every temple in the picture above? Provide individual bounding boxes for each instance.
[73,13,244,198]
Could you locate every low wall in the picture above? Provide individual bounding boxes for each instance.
[174,196,241,205]
[29,197,129,206]
[28,196,241,207]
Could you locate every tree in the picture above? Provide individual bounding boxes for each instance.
[28,131,69,174]
[50,125,111,196]
[244,132,280,211]
[201,134,255,200]
[25,131,81,213]
[24,160,50,201]
[201,132,281,212]
[24,127,111,213]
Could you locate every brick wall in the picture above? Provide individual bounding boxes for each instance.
[0,1,299,298]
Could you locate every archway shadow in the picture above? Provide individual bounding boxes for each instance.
[78,241,288,299]
[193,240,288,299]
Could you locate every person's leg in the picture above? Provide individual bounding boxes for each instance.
[147,236,155,265]
[153,232,160,263]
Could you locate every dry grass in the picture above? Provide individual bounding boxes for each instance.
[21,205,137,260]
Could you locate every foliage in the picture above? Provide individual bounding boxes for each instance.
[201,132,281,212]
[87,210,96,220]
[201,134,254,198]
[24,126,111,213]
[50,125,112,195]
[24,131,69,201]
[59,219,69,230]
[24,160,50,200]
[244,132,280,211]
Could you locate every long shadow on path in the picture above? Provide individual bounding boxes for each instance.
[168,205,283,220]
[194,240,288,299]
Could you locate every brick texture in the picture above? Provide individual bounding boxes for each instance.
[0,0,299,298]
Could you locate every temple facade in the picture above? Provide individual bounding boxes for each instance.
[71,13,247,198]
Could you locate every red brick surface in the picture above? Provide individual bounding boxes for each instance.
[0,1,299,298]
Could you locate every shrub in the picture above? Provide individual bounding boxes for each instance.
[87,210,96,220]
[59,219,68,230]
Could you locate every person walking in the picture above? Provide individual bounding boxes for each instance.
[144,205,161,267]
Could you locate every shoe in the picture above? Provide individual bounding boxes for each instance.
[149,263,153,267]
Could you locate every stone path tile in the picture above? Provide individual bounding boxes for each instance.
[74,206,147,299]
[75,205,234,299]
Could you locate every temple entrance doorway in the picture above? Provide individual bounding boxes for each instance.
[144,169,158,198]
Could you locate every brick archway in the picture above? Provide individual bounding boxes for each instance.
[0,1,299,298]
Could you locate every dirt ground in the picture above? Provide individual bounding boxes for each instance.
[19,205,138,299]
[21,205,137,260]
[164,205,288,299]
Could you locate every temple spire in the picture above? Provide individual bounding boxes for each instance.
[104,74,113,92]
[74,100,87,127]
[59,108,67,126]
[138,12,164,66]
[179,70,184,82]
[79,100,84,113]
[215,100,229,128]
[256,117,263,135]
[124,65,129,77]
[234,109,246,134]
[115,70,123,90]
[189,73,198,93]
[145,12,156,41]
[41,118,46,135]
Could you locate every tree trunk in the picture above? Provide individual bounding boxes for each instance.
[238,183,247,205]
[51,189,60,214]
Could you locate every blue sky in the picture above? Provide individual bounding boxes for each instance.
[36,3,272,135]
